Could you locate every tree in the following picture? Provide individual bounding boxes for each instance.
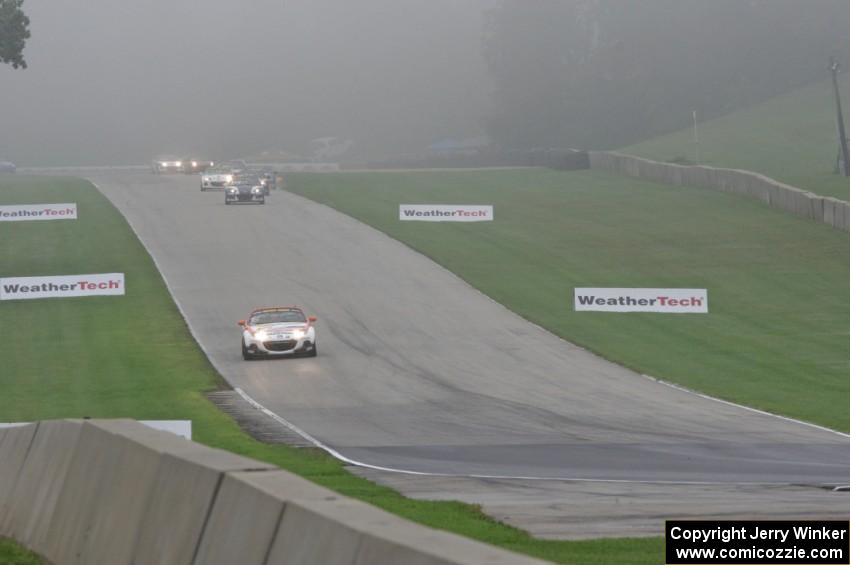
[0,0,29,69]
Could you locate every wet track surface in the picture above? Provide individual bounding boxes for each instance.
[89,171,850,535]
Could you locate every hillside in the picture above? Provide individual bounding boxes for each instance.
[625,75,850,201]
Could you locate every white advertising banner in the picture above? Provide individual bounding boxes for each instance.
[574,288,708,313]
[0,203,77,222]
[399,204,493,222]
[0,273,125,301]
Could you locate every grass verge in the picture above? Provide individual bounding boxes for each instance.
[286,168,850,433]
[0,175,663,565]
[0,539,41,565]
[624,75,850,200]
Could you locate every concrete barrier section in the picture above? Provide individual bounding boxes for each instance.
[268,497,548,565]
[2,420,83,551]
[267,498,363,565]
[193,470,337,565]
[836,202,850,231]
[589,151,850,233]
[83,420,203,565]
[806,192,823,223]
[824,197,837,226]
[782,187,803,218]
[44,420,195,565]
[132,447,277,565]
[0,423,37,530]
[790,189,814,220]
[1,420,550,565]
[746,174,772,204]
[835,200,847,231]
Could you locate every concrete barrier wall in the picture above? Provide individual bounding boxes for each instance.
[588,151,850,233]
[1,420,84,550]
[0,420,549,565]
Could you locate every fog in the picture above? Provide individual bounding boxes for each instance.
[0,0,492,165]
[4,1,850,166]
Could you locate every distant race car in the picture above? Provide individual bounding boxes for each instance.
[0,161,16,173]
[182,158,215,174]
[224,175,265,204]
[200,166,234,191]
[238,306,318,359]
[258,169,276,193]
[151,156,184,174]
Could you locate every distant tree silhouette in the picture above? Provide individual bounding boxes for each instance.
[0,0,29,69]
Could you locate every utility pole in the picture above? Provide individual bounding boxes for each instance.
[830,56,850,177]
[692,110,700,165]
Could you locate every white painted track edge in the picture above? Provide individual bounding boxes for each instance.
[87,178,850,486]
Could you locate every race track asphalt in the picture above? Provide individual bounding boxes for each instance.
[90,171,850,535]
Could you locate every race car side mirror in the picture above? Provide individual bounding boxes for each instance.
[237,320,246,327]
[308,316,317,322]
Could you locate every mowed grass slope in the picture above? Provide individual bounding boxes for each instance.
[625,75,850,200]
[0,176,663,565]
[287,169,850,433]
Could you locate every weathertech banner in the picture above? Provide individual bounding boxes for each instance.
[399,205,494,222]
[574,288,708,313]
[0,273,125,300]
[0,203,77,222]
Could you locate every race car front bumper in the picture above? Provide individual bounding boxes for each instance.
[225,193,264,203]
[245,335,315,356]
[155,166,184,174]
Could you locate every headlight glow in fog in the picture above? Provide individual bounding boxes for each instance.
[255,330,268,341]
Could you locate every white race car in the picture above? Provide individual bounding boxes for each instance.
[200,167,234,191]
[238,306,317,360]
[152,155,184,174]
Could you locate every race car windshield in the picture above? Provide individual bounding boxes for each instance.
[250,310,306,325]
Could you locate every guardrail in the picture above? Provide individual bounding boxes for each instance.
[589,151,850,233]
[0,419,548,565]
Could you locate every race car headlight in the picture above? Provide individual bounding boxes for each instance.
[292,329,305,339]
[252,186,261,193]
[225,175,233,182]
[191,161,198,167]
[228,187,238,193]
[175,161,182,167]
[160,162,168,167]
[254,330,268,341]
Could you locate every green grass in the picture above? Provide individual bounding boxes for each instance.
[0,539,41,565]
[287,169,850,433]
[624,75,850,200]
[0,176,663,565]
